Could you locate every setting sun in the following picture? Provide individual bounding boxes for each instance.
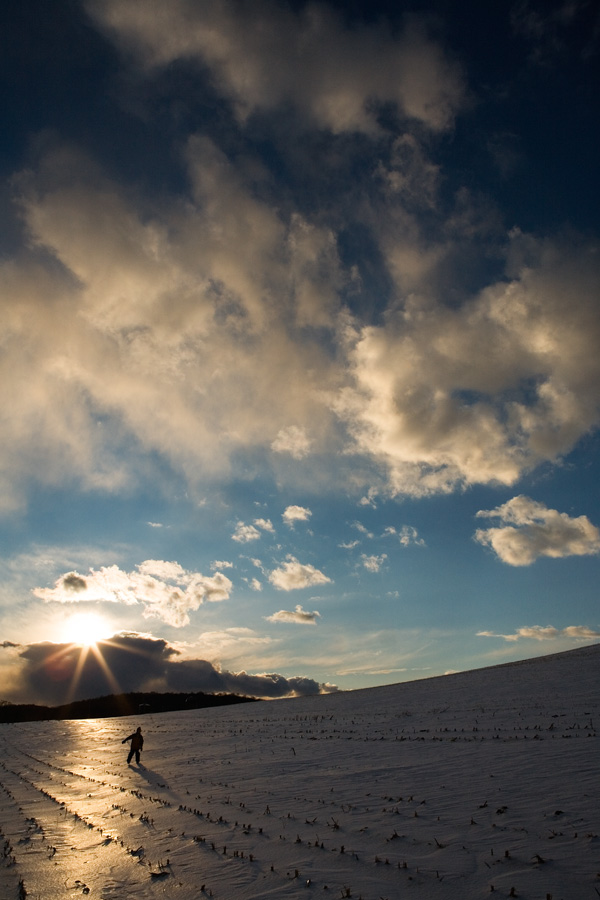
[63,612,112,647]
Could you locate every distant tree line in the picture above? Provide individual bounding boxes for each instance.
[0,691,259,723]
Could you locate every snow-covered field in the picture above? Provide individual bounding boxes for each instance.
[1,644,598,900]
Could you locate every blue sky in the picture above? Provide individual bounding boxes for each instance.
[1,0,599,704]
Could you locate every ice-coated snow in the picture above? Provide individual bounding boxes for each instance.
[1,644,598,899]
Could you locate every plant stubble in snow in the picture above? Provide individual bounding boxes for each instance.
[0,644,598,899]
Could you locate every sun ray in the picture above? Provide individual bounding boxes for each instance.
[87,642,122,695]
[65,643,91,703]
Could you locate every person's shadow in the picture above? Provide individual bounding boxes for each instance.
[132,764,177,797]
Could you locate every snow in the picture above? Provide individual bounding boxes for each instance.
[1,643,598,899]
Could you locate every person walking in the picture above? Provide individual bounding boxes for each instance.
[122,726,144,764]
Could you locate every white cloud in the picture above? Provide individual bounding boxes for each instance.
[210,559,233,571]
[361,553,387,573]
[268,555,331,591]
[358,489,378,508]
[137,559,187,580]
[474,495,600,566]
[210,560,233,571]
[282,505,312,526]
[352,521,374,538]
[33,560,233,628]
[89,0,466,133]
[232,522,262,543]
[478,625,600,642]
[254,518,275,533]
[265,604,321,625]
[249,578,262,592]
[186,627,272,660]
[272,426,312,459]
[384,525,426,546]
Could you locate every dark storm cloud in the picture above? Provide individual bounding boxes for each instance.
[165,659,336,698]
[11,632,338,705]
[16,633,175,705]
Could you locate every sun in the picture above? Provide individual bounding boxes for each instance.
[62,612,112,647]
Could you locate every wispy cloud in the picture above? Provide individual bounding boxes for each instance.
[89,0,466,133]
[478,625,600,642]
[474,496,600,565]
[272,426,312,459]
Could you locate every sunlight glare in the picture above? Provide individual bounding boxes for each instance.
[63,612,112,647]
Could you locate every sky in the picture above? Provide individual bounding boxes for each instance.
[0,0,599,706]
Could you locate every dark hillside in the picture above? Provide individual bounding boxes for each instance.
[0,691,258,723]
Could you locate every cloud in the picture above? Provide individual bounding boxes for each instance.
[474,495,600,565]
[272,426,312,459]
[210,560,233,571]
[383,525,426,546]
[377,133,441,208]
[232,522,262,543]
[334,237,600,497]
[352,521,374,539]
[268,555,331,591]
[265,604,321,625]
[232,519,274,542]
[88,0,466,133]
[2,77,599,514]
[33,561,233,627]
[253,518,275,533]
[282,505,312,526]
[477,625,600,642]
[62,573,88,593]
[5,632,338,704]
[361,553,387,573]
[164,659,338,699]
[510,0,589,64]
[2,137,343,513]
[358,488,379,508]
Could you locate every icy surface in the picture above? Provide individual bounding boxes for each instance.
[1,644,598,898]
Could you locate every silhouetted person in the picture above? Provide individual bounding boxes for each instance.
[122,726,144,764]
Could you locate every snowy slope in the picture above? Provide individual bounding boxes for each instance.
[0,644,598,899]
